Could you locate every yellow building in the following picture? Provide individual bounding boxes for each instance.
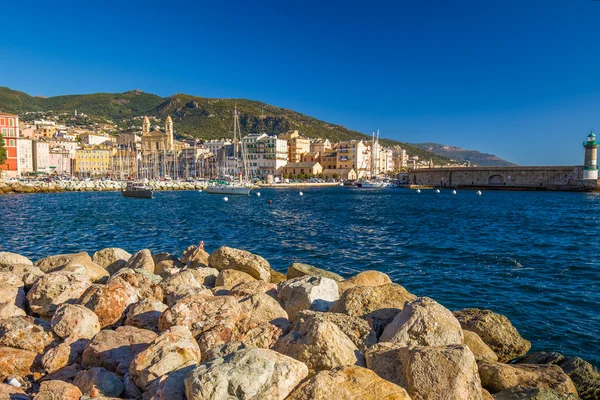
[281,162,323,177]
[75,146,112,176]
[278,130,310,163]
[336,140,370,178]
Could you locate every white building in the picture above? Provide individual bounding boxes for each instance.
[80,132,111,146]
[33,141,50,173]
[205,139,232,156]
[242,133,288,177]
[18,138,34,175]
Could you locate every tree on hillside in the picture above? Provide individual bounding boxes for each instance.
[0,138,6,166]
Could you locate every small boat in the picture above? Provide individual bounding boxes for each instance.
[357,180,385,188]
[205,183,250,195]
[121,182,153,198]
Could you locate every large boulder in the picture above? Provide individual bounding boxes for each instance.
[158,294,241,353]
[294,310,377,353]
[329,283,416,335]
[274,316,364,372]
[73,366,124,398]
[184,348,308,400]
[286,365,411,400]
[92,247,132,273]
[78,279,138,328]
[34,252,108,282]
[237,292,289,328]
[0,283,25,311]
[129,325,201,390]
[110,268,163,302]
[185,267,219,288]
[0,251,33,268]
[124,249,155,274]
[454,308,531,362]
[82,326,158,374]
[41,342,79,374]
[0,271,23,287]
[0,383,28,400]
[160,270,206,299]
[208,246,271,282]
[182,244,210,267]
[33,380,82,400]
[478,360,578,396]
[0,346,38,380]
[125,299,168,332]
[379,297,463,346]
[0,263,45,288]
[491,386,580,399]
[149,364,196,400]
[0,315,56,353]
[278,276,339,320]
[26,272,91,317]
[0,302,26,318]
[366,343,483,400]
[229,280,277,298]
[51,304,101,340]
[215,269,256,288]
[231,317,283,350]
[337,270,392,293]
[464,330,498,362]
[286,262,344,282]
[515,352,600,400]
[166,285,213,307]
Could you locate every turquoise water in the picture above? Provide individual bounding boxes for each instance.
[1,187,598,366]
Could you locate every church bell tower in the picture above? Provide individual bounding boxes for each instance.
[142,116,150,134]
[165,116,174,151]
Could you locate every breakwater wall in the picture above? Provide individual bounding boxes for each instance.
[409,166,600,191]
[0,245,598,399]
[0,179,207,194]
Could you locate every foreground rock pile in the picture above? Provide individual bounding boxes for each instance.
[0,248,597,399]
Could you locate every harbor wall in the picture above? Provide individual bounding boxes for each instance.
[408,166,600,191]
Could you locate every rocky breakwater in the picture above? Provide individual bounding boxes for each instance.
[0,247,597,399]
[0,179,207,195]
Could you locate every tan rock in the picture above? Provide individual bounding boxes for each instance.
[26,271,92,317]
[454,308,531,362]
[366,343,483,400]
[231,317,282,350]
[0,283,25,309]
[0,346,38,380]
[185,348,308,400]
[82,326,158,373]
[33,380,82,400]
[0,383,28,400]
[155,259,183,278]
[478,360,578,396]
[379,297,463,347]
[464,330,498,362]
[0,263,45,288]
[294,310,377,353]
[286,365,412,400]
[41,342,79,373]
[329,283,416,334]
[182,244,210,266]
[337,270,392,293]
[270,268,287,284]
[125,299,168,332]
[202,341,247,362]
[38,362,83,383]
[92,247,132,271]
[152,364,196,400]
[73,366,124,397]
[34,251,91,273]
[166,285,213,307]
[274,316,364,372]
[0,251,33,268]
[277,276,339,321]
[110,268,163,301]
[52,258,109,283]
[129,325,201,390]
[0,315,56,353]
[159,294,241,353]
[286,262,344,281]
[0,271,26,287]
[185,267,219,288]
[237,292,289,328]
[125,249,155,274]
[229,280,277,298]
[0,302,26,318]
[491,386,579,399]
[51,304,101,340]
[160,270,205,298]
[215,269,256,288]
[208,246,271,282]
[78,279,138,328]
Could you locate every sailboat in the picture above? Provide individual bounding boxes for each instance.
[206,107,251,195]
[357,130,385,188]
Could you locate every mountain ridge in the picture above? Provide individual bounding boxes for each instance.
[411,142,516,167]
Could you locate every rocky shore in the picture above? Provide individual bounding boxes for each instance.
[0,180,207,195]
[0,246,598,399]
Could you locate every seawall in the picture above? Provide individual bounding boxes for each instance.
[0,179,207,194]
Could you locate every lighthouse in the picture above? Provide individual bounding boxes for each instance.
[583,132,599,180]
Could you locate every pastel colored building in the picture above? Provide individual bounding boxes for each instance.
[281,161,323,177]
[278,130,310,163]
[75,146,112,176]
[0,113,20,178]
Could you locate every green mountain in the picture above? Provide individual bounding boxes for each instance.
[0,86,456,165]
[411,142,516,167]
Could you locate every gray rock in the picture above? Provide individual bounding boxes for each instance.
[277,276,339,321]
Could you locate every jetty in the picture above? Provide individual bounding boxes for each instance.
[0,245,596,399]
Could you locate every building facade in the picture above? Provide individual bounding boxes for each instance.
[336,140,370,178]
[278,130,310,163]
[18,138,33,175]
[242,133,288,178]
[75,146,111,176]
[281,162,323,177]
[0,113,20,177]
[33,141,50,174]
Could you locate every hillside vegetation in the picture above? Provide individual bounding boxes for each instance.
[412,142,516,167]
[0,86,455,164]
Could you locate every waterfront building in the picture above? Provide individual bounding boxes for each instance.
[278,130,310,163]
[49,148,71,176]
[242,133,288,178]
[33,140,50,174]
[0,113,20,178]
[379,147,394,173]
[392,145,408,170]
[140,116,183,178]
[301,152,320,163]
[75,146,111,177]
[281,162,323,177]
[18,138,33,175]
[321,151,337,170]
[322,168,357,180]
[336,140,370,178]
[80,132,112,146]
[583,132,598,180]
[310,138,331,155]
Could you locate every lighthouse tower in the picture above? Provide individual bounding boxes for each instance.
[583,132,599,180]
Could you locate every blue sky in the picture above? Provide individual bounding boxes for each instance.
[1,0,599,165]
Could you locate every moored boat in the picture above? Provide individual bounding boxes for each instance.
[121,181,153,198]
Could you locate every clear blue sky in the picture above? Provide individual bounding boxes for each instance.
[2,0,599,165]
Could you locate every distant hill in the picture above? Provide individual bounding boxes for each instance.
[411,142,516,167]
[0,86,456,165]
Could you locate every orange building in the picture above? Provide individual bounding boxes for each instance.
[0,113,20,178]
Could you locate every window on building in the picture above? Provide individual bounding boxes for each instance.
[9,119,14,127]
[8,128,14,136]
[9,139,15,146]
